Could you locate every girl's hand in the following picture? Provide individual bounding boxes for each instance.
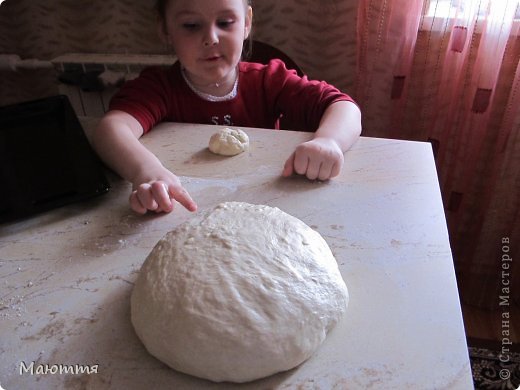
[90,111,199,216]
[129,169,197,215]
[282,137,344,181]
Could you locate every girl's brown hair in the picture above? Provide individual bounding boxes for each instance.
[154,0,252,19]
[154,0,253,59]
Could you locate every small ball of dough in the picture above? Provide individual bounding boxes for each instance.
[131,202,349,383]
[208,127,249,156]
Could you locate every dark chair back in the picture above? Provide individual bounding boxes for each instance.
[247,40,304,77]
[246,40,304,129]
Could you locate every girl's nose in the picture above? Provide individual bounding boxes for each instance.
[203,26,219,47]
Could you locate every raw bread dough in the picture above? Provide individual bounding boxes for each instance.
[208,127,249,156]
[131,202,349,383]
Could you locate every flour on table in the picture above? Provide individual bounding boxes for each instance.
[208,127,249,156]
[131,202,349,383]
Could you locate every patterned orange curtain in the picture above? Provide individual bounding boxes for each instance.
[356,0,520,308]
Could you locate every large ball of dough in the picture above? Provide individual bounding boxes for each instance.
[131,202,349,383]
[208,127,249,156]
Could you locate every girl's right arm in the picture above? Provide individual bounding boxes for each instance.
[90,110,197,214]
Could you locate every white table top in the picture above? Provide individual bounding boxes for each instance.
[0,121,473,389]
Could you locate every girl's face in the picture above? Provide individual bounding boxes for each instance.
[161,0,252,87]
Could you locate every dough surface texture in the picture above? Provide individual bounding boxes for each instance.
[208,127,249,156]
[131,202,349,383]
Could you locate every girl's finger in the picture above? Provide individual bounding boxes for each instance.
[293,151,309,176]
[151,182,173,212]
[169,184,198,212]
[129,191,147,214]
[282,152,296,177]
[330,155,344,178]
[305,159,322,181]
[136,184,158,211]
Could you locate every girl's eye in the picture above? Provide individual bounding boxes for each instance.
[182,23,200,30]
[217,19,235,29]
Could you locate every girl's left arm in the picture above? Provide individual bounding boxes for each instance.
[282,101,362,180]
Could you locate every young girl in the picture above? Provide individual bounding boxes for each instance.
[90,0,362,215]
